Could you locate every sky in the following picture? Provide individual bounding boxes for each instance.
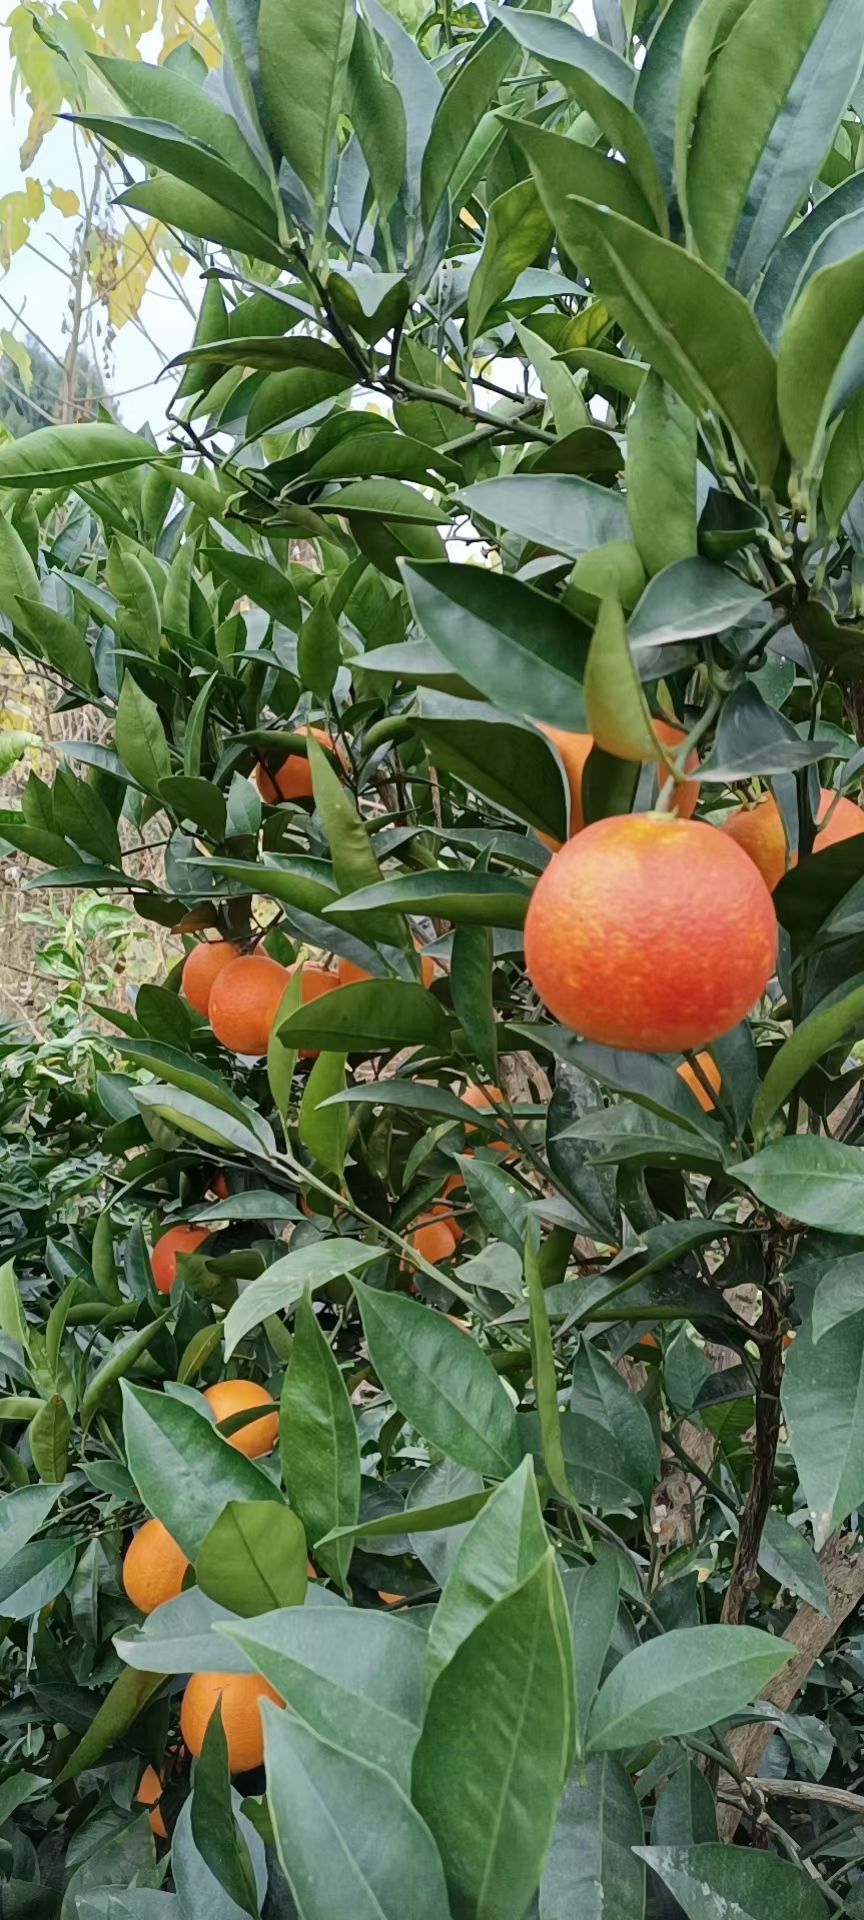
[0,1,598,437]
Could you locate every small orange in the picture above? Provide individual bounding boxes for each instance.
[136,1764,167,1840]
[122,1517,189,1615]
[204,1378,279,1458]
[410,1218,458,1266]
[208,952,289,1055]
[461,1083,510,1153]
[677,1051,722,1112]
[539,718,699,849]
[151,1225,209,1295]
[180,941,241,1017]
[425,1170,465,1245]
[180,1671,283,1773]
[722,788,864,891]
[378,1591,406,1607]
[254,726,346,804]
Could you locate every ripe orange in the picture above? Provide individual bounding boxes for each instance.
[461,1083,510,1153]
[722,788,864,891]
[677,1051,722,1112]
[180,1671,283,1773]
[524,814,777,1052]
[410,1218,458,1266]
[151,1224,209,1295]
[204,1378,279,1457]
[255,726,345,804]
[338,939,435,990]
[540,718,699,848]
[122,1517,189,1615]
[180,940,241,1017]
[208,952,289,1055]
[136,1764,167,1840]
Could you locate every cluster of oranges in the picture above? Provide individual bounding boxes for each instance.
[524,720,864,1057]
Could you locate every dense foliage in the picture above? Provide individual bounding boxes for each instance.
[7,0,864,1915]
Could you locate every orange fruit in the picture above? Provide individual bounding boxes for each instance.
[539,718,699,849]
[338,939,435,990]
[254,726,345,804]
[151,1224,209,1295]
[204,1378,279,1458]
[180,1671,282,1774]
[722,788,864,891]
[461,1083,510,1153]
[211,1172,229,1201]
[288,959,339,1058]
[410,1218,458,1266]
[524,814,777,1053]
[122,1517,189,1615]
[136,1764,167,1840]
[208,952,289,1055]
[378,1591,405,1607]
[677,1051,722,1112]
[180,940,241,1017]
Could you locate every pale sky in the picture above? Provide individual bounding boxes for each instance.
[0,1,597,437]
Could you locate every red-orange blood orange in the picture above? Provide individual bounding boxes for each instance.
[524,814,777,1052]
[208,953,289,1055]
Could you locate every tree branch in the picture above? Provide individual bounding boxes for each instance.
[721,1288,783,1625]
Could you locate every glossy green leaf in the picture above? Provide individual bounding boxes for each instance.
[280,1290,360,1588]
[634,0,704,198]
[512,117,658,255]
[556,199,781,486]
[259,0,355,225]
[298,1049,349,1176]
[561,1556,620,1753]
[276,979,452,1054]
[191,1705,259,1917]
[348,17,406,221]
[224,1605,426,1783]
[412,1550,573,1920]
[425,1458,548,1689]
[54,1667,164,1785]
[812,1251,864,1344]
[570,1341,659,1506]
[0,1537,75,1617]
[541,1755,645,1920]
[115,676,171,793]
[753,981,864,1140]
[467,177,553,345]
[107,543,161,659]
[264,1709,451,1920]
[587,1624,790,1750]
[629,556,765,649]
[415,696,568,840]
[196,1501,308,1617]
[81,1311,172,1423]
[782,1310,864,1548]
[421,12,520,238]
[14,595,97,693]
[585,596,657,760]
[402,559,587,730]
[328,868,532,930]
[121,1382,284,1560]
[778,250,864,473]
[451,922,497,1077]
[223,1241,380,1360]
[28,1396,71,1483]
[115,1587,255,1676]
[0,1483,60,1568]
[757,1507,830,1615]
[460,473,629,561]
[0,422,158,486]
[626,371,697,576]
[734,1137,864,1233]
[637,1845,828,1920]
[353,1278,522,1478]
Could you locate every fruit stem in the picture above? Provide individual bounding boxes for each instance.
[654,690,722,813]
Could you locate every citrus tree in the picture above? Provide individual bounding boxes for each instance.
[5,1,864,1916]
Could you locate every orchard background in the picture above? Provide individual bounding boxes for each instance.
[7,1,864,1917]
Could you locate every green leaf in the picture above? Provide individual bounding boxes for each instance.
[196,1501,307,1617]
[570,1341,659,1507]
[353,1278,522,1478]
[489,4,666,232]
[280,1290,360,1588]
[782,1310,864,1548]
[0,1483,60,1569]
[561,1557,620,1754]
[28,1396,71,1483]
[652,1757,718,1847]
[467,177,553,345]
[121,1381,284,1560]
[307,737,403,947]
[223,1606,426,1783]
[685,0,862,289]
[460,472,629,561]
[55,1667,164,1785]
[329,868,532,930]
[812,1250,864,1344]
[415,695,568,840]
[0,422,158,486]
[298,597,340,700]
[115,676,171,793]
[0,1257,29,1349]
[259,0,356,231]
[451,923,497,1078]
[264,1709,451,1920]
[298,1050,349,1176]
[637,1844,829,1920]
[421,13,520,238]
[412,1550,573,1920]
[267,965,303,1129]
[107,542,161,659]
[191,1704,259,1917]
[512,117,658,260]
[0,508,39,620]
[734,1137,864,1233]
[223,1241,381,1360]
[160,776,227,841]
[202,547,302,628]
[401,560,587,730]
[276,979,452,1054]
[757,1508,830,1615]
[556,199,781,486]
[14,595,97,692]
[822,387,864,533]
[778,250,864,473]
[587,1625,790,1751]
[753,981,864,1140]
[541,1755,645,1920]
[629,556,765,649]
[626,371,697,576]
[585,596,657,761]
[0,1537,75,1617]
[115,177,287,271]
[347,17,406,221]
[523,1227,571,1506]
[115,1587,256,1676]
[425,1458,547,1690]
[52,765,121,867]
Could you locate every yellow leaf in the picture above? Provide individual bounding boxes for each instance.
[0,331,33,392]
[50,186,80,217]
[19,101,55,167]
[0,177,45,271]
